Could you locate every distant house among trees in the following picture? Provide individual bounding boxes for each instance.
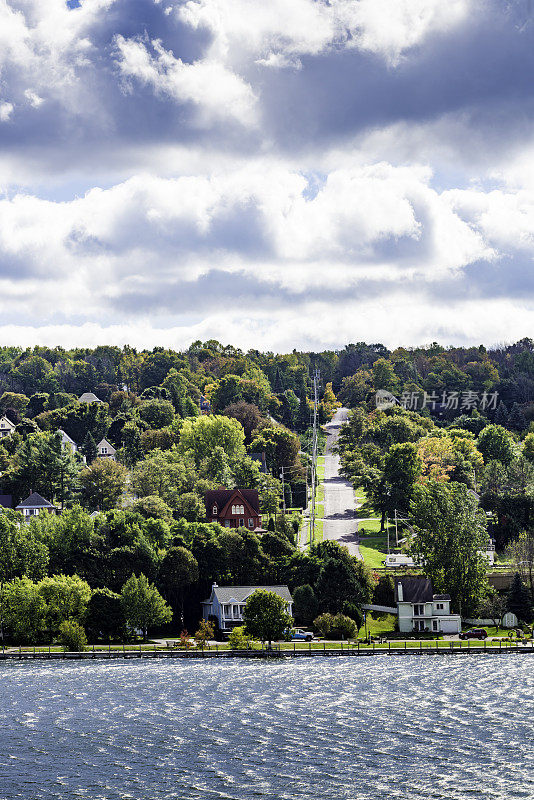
[0,415,16,437]
[204,488,262,530]
[201,583,293,634]
[97,438,116,460]
[78,392,103,404]
[16,492,57,521]
[58,428,78,452]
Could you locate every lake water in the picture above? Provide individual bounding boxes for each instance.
[0,656,532,800]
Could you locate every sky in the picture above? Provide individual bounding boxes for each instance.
[0,0,533,352]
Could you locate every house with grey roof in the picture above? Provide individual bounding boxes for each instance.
[202,583,293,634]
[15,492,57,522]
[395,577,461,634]
[78,392,103,404]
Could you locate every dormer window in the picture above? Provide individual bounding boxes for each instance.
[212,505,217,515]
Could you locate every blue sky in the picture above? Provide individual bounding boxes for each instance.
[0,0,533,350]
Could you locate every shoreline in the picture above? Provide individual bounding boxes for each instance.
[1,643,533,662]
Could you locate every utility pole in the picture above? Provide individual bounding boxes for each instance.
[279,466,286,517]
[394,508,398,547]
[309,369,320,547]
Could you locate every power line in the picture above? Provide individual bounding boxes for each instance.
[309,369,320,547]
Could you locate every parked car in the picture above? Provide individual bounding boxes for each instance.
[459,628,488,640]
[290,628,313,642]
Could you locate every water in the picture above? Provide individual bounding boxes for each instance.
[0,656,532,800]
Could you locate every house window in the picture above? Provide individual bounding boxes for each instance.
[101,447,108,454]
[223,605,230,616]
[239,518,244,527]
[239,605,245,616]
[414,604,424,616]
[432,621,439,632]
[248,518,254,529]
[212,505,217,515]
[232,605,239,617]
[231,505,236,514]
[436,603,444,610]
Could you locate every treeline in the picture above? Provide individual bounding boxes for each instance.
[0,508,373,644]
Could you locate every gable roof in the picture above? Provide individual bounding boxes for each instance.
[58,428,76,445]
[78,392,102,403]
[16,492,55,509]
[0,415,15,428]
[203,585,293,605]
[395,577,433,604]
[205,488,260,516]
[97,438,116,452]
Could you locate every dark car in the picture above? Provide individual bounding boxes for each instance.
[459,628,488,640]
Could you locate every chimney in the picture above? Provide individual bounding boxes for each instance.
[397,581,403,602]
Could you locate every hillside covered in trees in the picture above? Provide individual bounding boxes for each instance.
[1,336,534,643]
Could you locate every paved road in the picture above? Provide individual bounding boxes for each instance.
[323,407,361,558]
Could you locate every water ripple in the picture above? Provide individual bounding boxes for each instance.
[0,656,532,799]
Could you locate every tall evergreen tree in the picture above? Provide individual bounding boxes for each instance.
[507,572,533,623]
[82,431,98,464]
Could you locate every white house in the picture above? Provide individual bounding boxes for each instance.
[395,577,461,634]
[201,583,293,634]
[16,492,57,521]
[97,438,116,460]
[58,429,77,453]
[0,415,16,438]
[78,392,103,404]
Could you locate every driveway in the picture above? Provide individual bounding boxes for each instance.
[323,407,361,558]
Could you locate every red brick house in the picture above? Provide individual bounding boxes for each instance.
[205,488,262,530]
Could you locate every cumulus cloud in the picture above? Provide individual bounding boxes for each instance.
[0,0,532,348]
[114,35,257,126]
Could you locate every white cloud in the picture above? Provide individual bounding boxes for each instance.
[179,0,471,67]
[24,89,44,108]
[0,101,14,121]
[114,35,257,126]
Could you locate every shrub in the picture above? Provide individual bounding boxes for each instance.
[313,612,357,639]
[194,620,214,648]
[228,626,251,649]
[58,620,87,652]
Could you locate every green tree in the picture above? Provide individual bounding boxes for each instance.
[507,573,533,623]
[410,481,489,616]
[243,589,293,648]
[292,584,318,625]
[179,415,246,466]
[82,431,98,464]
[523,433,534,464]
[58,620,87,651]
[158,546,199,627]
[37,574,92,637]
[120,573,172,639]
[506,532,534,600]
[120,422,143,468]
[138,399,175,429]
[249,426,300,475]
[85,588,126,641]
[194,619,214,648]
[477,425,516,466]
[2,577,47,644]
[79,458,127,511]
[0,514,49,583]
